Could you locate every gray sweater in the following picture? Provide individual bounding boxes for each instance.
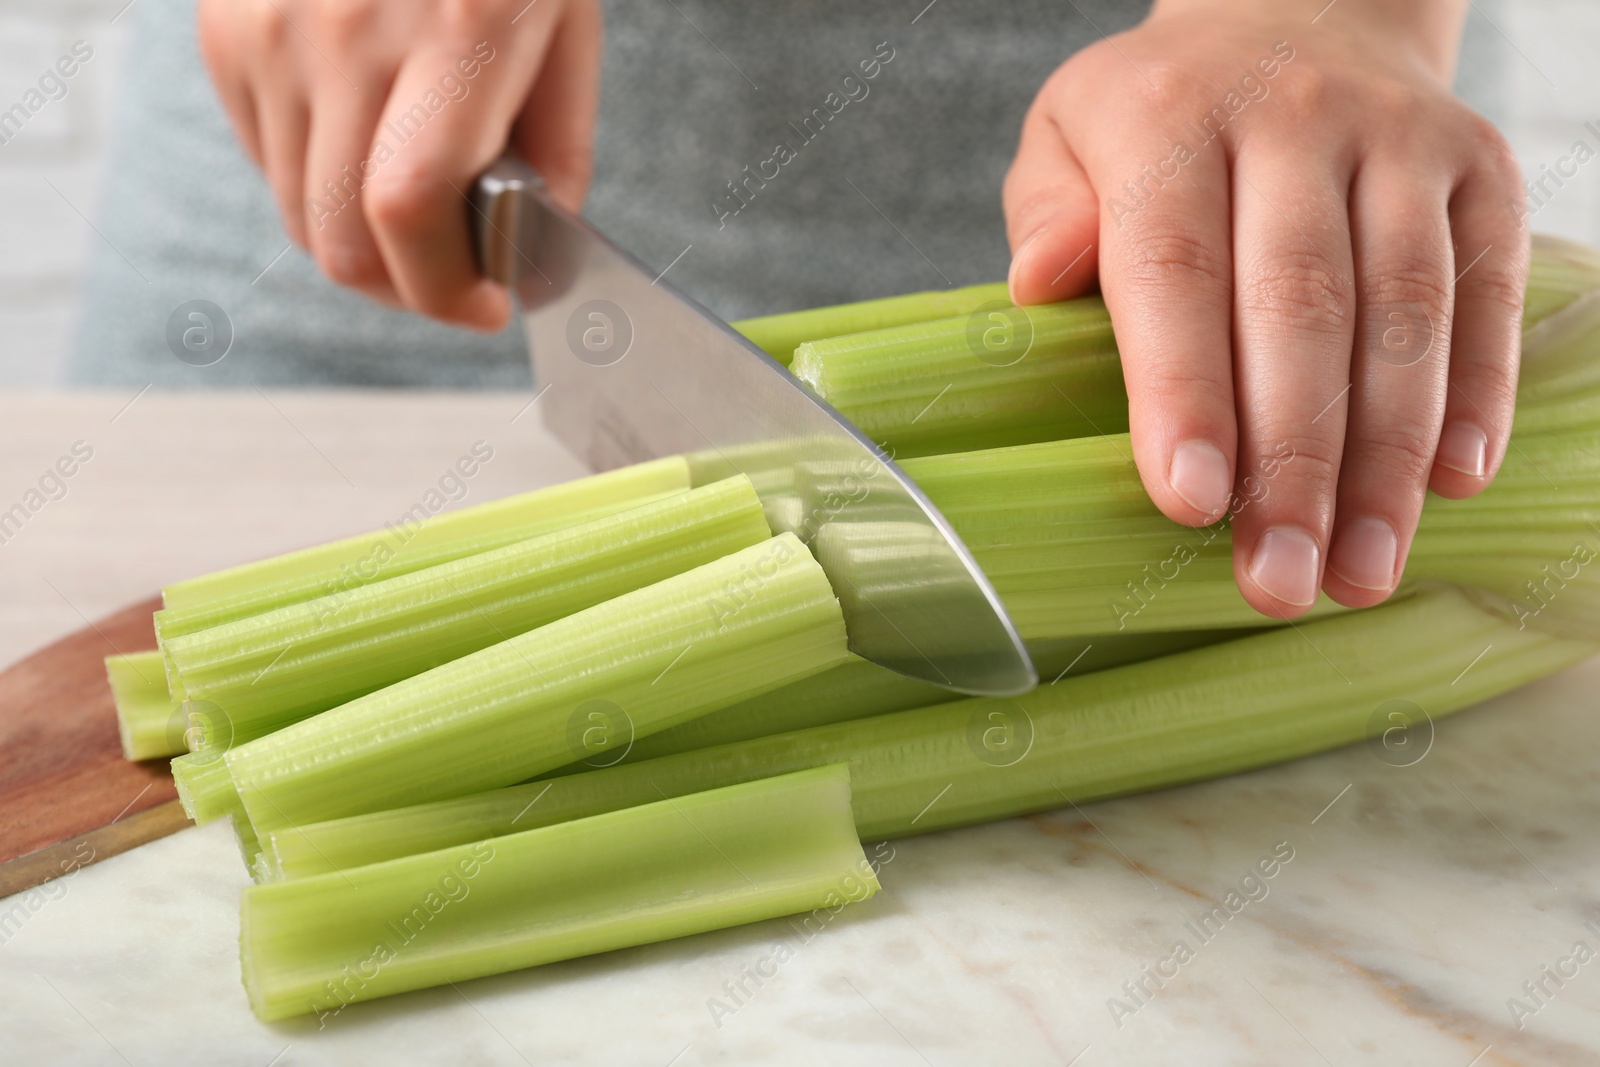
[69,0,1501,387]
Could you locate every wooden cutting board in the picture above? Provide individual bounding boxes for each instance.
[0,596,189,897]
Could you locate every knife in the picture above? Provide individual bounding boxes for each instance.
[472,158,1035,697]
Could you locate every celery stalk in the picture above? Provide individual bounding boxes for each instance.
[241,764,877,1021]
[156,457,690,639]
[263,585,1593,879]
[732,281,1011,364]
[1524,233,1600,327]
[792,297,1127,457]
[172,751,243,823]
[225,534,850,836]
[899,416,1600,639]
[782,239,1595,459]
[162,477,772,748]
[107,651,180,760]
[617,630,1248,765]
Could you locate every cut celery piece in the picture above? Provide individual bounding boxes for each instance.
[171,751,243,823]
[162,477,772,748]
[263,585,1594,880]
[732,281,1011,365]
[107,651,180,761]
[792,297,1127,458]
[241,764,877,1021]
[226,534,850,837]
[156,457,690,639]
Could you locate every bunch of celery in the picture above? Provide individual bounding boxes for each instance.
[102,235,1598,1021]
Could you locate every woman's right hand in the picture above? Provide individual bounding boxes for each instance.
[199,0,601,329]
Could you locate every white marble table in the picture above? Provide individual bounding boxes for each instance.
[2,392,1596,1066]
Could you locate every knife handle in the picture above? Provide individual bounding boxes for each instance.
[471,156,546,289]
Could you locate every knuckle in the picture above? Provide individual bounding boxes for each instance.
[1464,112,1522,187]
[1452,362,1519,417]
[1367,80,1420,119]
[1273,67,1330,114]
[247,0,289,46]
[436,0,503,31]
[312,0,377,45]
[1117,225,1231,298]
[1133,60,1206,113]
[1240,249,1354,334]
[1353,424,1439,485]
[1462,258,1527,318]
[1260,434,1340,489]
[314,240,384,288]
[1362,252,1453,318]
[364,169,437,232]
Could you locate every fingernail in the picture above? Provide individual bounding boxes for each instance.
[1248,526,1322,607]
[1007,226,1049,289]
[1329,515,1399,592]
[1436,421,1488,478]
[1168,439,1232,520]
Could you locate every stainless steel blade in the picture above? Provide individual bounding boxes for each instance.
[473,158,1035,696]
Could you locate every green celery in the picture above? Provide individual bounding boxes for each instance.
[226,534,850,837]
[782,239,1595,460]
[172,751,244,823]
[162,477,772,748]
[732,281,1011,364]
[241,764,877,1021]
[897,414,1600,639]
[263,585,1594,879]
[616,629,1247,765]
[107,651,180,761]
[156,457,690,639]
[792,297,1127,457]
[1523,233,1600,327]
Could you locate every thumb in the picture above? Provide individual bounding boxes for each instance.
[1003,111,1100,305]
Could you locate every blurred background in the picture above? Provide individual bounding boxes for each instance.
[0,0,1596,386]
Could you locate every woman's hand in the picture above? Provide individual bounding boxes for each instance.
[199,0,601,329]
[1004,0,1525,617]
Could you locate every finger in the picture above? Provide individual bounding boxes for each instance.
[1077,129,1238,527]
[364,22,561,328]
[1228,159,1357,618]
[303,85,403,304]
[1432,138,1528,499]
[1003,103,1100,303]
[1323,159,1453,607]
[197,4,263,168]
[511,0,602,214]
[256,87,311,249]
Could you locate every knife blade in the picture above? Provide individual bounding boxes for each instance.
[472,158,1035,696]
